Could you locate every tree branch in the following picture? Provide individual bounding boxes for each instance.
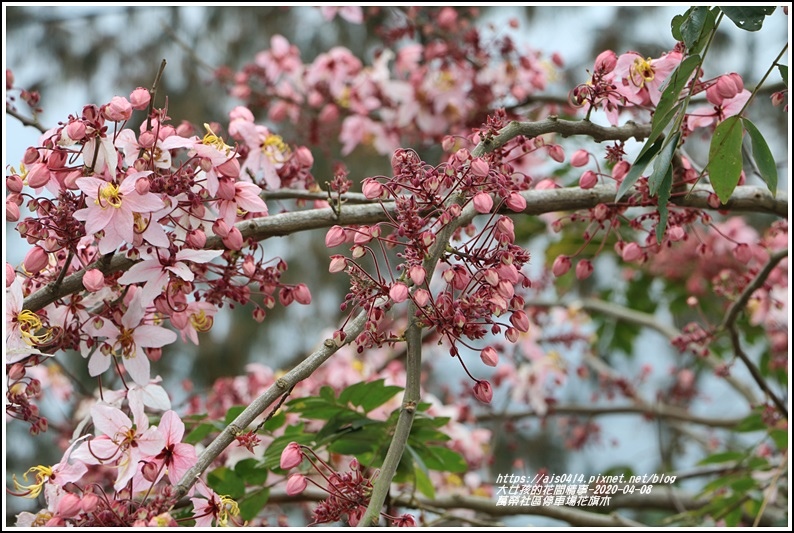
[173,307,370,499]
[22,185,786,313]
[476,403,744,429]
[6,103,47,133]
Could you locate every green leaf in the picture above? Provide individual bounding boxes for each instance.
[779,65,788,88]
[735,412,765,432]
[406,445,435,499]
[719,6,776,32]
[327,426,383,455]
[422,446,468,473]
[742,118,778,195]
[184,422,215,445]
[235,458,269,486]
[338,379,404,413]
[618,138,664,199]
[207,467,246,500]
[708,116,744,203]
[698,450,745,465]
[655,165,673,244]
[224,405,247,426]
[724,505,743,527]
[653,55,701,133]
[259,411,287,433]
[679,7,710,50]
[770,428,788,450]
[239,488,270,522]
[670,11,687,41]
[649,132,680,195]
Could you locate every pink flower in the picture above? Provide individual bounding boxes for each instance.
[470,158,489,178]
[579,170,598,189]
[614,50,683,106]
[103,96,133,122]
[117,248,222,307]
[329,255,347,273]
[320,6,363,24]
[325,225,347,248]
[547,144,565,163]
[473,380,493,403]
[145,410,197,484]
[280,442,303,469]
[505,192,526,212]
[286,473,308,495]
[73,171,164,254]
[472,192,493,214]
[171,301,218,345]
[621,242,643,262]
[23,245,49,274]
[86,291,177,385]
[129,87,151,110]
[216,181,268,227]
[570,149,590,167]
[362,178,385,199]
[73,403,165,491]
[510,310,530,333]
[575,260,594,280]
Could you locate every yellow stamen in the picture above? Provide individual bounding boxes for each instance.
[630,57,655,88]
[190,310,214,333]
[261,134,291,164]
[218,495,240,527]
[113,327,137,359]
[202,124,233,154]
[16,310,53,346]
[12,465,54,499]
[96,183,123,209]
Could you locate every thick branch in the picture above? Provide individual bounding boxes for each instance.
[23,186,785,313]
[476,403,744,429]
[173,307,369,499]
[472,118,652,157]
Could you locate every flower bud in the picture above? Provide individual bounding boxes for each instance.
[212,219,230,238]
[222,226,244,250]
[7,174,24,193]
[65,121,86,142]
[389,282,409,303]
[293,283,312,304]
[621,242,643,262]
[413,288,430,307]
[186,229,207,249]
[667,225,685,242]
[733,243,752,264]
[579,170,598,189]
[547,144,565,163]
[552,255,571,277]
[325,225,346,248]
[280,442,303,469]
[473,380,493,403]
[129,87,151,110]
[362,178,384,199]
[82,269,105,292]
[57,493,83,518]
[26,163,51,189]
[23,246,49,273]
[510,310,530,332]
[472,192,493,214]
[6,200,20,221]
[409,265,426,286]
[594,50,617,73]
[470,158,489,178]
[480,346,499,367]
[142,461,160,482]
[286,473,308,496]
[575,259,594,280]
[570,149,590,167]
[329,255,346,273]
[103,96,133,122]
[612,161,630,181]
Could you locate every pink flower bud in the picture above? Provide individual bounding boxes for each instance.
[57,493,83,518]
[134,177,151,195]
[23,246,49,273]
[552,255,571,277]
[351,245,366,259]
[595,50,617,73]
[293,283,312,304]
[570,149,590,167]
[612,161,630,181]
[294,146,313,167]
[216,178,236,200]
[212,219,230,238]
[26,162,51,189]
[286,473,307,496]
[621,242,643,262]
[733,243,752,264]
[484,268,499,286]
[472,192,493,214]
[389,282,409,303]
[7,174,24,193]
[23,147,40,165]
[81,493,99,514]
[82,269,105,292]
[579,170,598,189]
[186,229,207,249]
[707,193,722,209]
[495,216,515,243]
[253,306,266,323]
[575,260,594,280]
[325,225,346,248]
[413,288,430,307]
[547,145,565,163]
[138,130,156,149]
[470,158,489,178]
[510,310,530,333]
[667,225,685,242]
[222,226,244,250]
[103,96,133,122]
[409,265,426,286]
[217,157,241,179]
[65,120,86,141]
[502,192,524,213]
[242,255,257,277]
[473,380,493,404]
[480,346,499,367]
[142,461,160,482]
[6,200,20,221]
[505,327,519,343]
[146,347,163,362]
[129,87,151,110]
[6,263,16,288]
[535,178,558,190]
[771,91,785,107]
[329,255,346,273]
[362,178,384,199]
[280,442,303,469]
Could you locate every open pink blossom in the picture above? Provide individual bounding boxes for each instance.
[613,50,683,106]
[73,171,164,254]
[140,410,197,485]
[216,181,268,227]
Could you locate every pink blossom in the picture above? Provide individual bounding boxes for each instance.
[579,170,598,189]
[575,260,594,280]
[510,310,530,333]
[622,242,643,262]
[73,171,164,254]
[325,226,347,248]
[86,291,177,385]
[222,227,244,250]
[547,144,565,163]
[409,265,426,286]
[570,149,590,167]
[320,6,363,24]
[118,248,222,307]
[171,301,218,345]
[129,87,151,110]
[472,192,493,214]
[103,96,133,122]
[613,51,683,106]
[216,181,268,227]
[389,282,409,303]
[552,255,572,277]
[144,410,197,484]
[362,178,385,199]
[470,158,489,178]
[23,245,49,273]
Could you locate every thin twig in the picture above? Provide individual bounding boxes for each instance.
[6,104,47,133]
